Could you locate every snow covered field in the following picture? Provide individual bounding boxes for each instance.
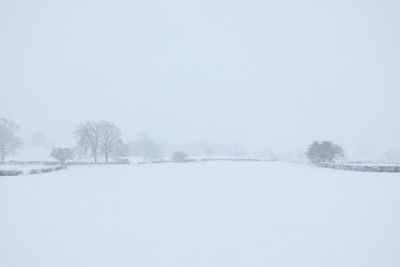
[1,162,399,267]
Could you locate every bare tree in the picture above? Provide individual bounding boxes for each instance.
[74,121,125,163]
[98,121,122,163]
[113,139,129,157]
[0,118,22,163]
[74,121,101,162]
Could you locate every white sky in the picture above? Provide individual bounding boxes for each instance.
[1,0,399,152]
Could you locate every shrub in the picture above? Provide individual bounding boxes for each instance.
[50,148,74,163]
[306,141,344,164]
[171,151,188,162]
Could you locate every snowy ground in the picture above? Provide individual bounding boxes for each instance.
[0,162,399,267]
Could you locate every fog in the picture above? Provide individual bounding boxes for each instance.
[1,0,399,155]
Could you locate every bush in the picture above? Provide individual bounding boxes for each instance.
[171,151,188,162]
[50,148,74,163]
[306,141,344,164]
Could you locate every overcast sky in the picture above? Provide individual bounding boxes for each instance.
[1,0,399,152]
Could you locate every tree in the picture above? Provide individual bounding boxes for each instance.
[98,121,123,163]
[205,148,214,156]
[128,134,163,159]
[171,151,188,162]
[50,148,74,163]
[74,121,101,162]
[113,139,129,157]
[74,121,125,163]
[0,118,22,163]
[306,141,344,164]
[74,121,126,163]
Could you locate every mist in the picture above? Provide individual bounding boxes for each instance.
[2,1,400,266]
[1,0,400,155]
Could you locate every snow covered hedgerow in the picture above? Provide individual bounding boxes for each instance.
[0,169,23,176]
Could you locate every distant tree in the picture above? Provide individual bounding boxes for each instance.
[0,118,22,163]
[98,121,123,163]
[75,121,125,163]
[128,134,163,159]
[234,150,246,157]
[113,139,129,157]
[383,148,400,161]
[171,151,188,162]
[50,148,74,163]
[74,121,101,162]
[306,141,344,164]
[206,148,214,156]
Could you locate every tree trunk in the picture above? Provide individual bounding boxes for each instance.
[1,153,5,164]
[105,152,109,163]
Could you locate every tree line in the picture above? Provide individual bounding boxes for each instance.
[74,121,126,163]
[1,117,345,164]
[0,118,126,163]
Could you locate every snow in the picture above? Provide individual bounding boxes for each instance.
[1,161,400,267]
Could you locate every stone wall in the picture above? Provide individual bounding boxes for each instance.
[0,165,67,176]
[0,169,23,176]
[319,162,400,173]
